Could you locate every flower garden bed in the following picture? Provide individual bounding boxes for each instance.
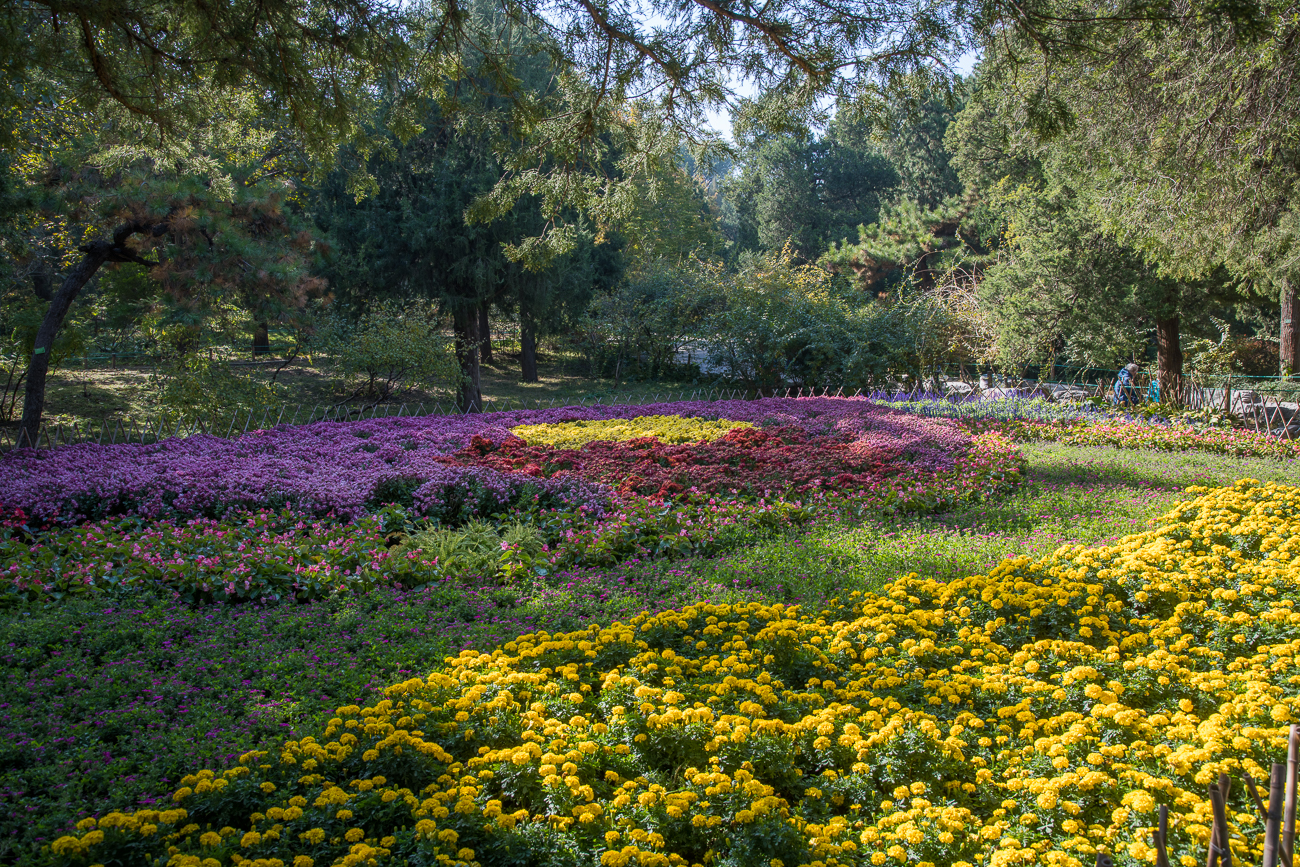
[875,396,1300,462]
[979,417,1300,461]
[0,399,974,526]
[45,479,1300,867]
[0,400,1025,605]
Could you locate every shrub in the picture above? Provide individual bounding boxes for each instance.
[320,300,460,403]
[150,350,286,423]
[569,263,721,383]
[702,249,937,391]
[402,520,548,585]
[48,481,1300,867]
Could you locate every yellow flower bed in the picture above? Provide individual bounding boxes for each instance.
[52,480,1300,867]
[509,415,753,449]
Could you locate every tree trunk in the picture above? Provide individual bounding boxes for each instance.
[17,245,113,448]
[253,321,271,356]
[1283,279,1298,376]
[452,306,482,413]
[520,319,539,383]
[478,303,493,366]
[1155,315,1183,404]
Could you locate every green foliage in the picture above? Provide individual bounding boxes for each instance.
[982,0,1298,294]
[571,261,720,382]
[821,194,991,297]
[849,83,966,210]
[1183,320,1238,377]
[150,351,284,422]
[617,158,725,270]
[0,289,84,421]
[0,0,407,170]
[701,248,937,389]
[945,74,1242,371]
[402,520,548,585]
[319,300,460,403]
[721,123,899,260]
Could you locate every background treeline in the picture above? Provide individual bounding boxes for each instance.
[2,0,1297,434]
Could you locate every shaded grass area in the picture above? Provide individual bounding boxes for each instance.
[33,353,703,430]
[0,443,1296,861]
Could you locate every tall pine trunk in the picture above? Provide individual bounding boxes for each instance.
[253,321,271,356]
[478,303,493,366]
[520,319,539,383]
[1155,315,1183,404]
[452,306,482,412]
[17,246,113,448]
[1283,279,1298,376]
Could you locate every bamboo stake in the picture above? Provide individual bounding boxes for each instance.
[1155,804,1170,867]
[1285,725,1299,862]
[1267,763,1287,867]
[1207,776,1228,867]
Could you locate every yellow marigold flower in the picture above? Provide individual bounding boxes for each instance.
[51,837,82,856]
[293,858,314,867]
[345,828,365,843]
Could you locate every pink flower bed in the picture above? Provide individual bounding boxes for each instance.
[970,418,1300,461]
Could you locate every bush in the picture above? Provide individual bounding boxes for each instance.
[321,300,460,403]
[151,350,284,423]
[570,263,720,383]
[702,249,933,391]
[47,480,1300,867]
[401,520,548,585]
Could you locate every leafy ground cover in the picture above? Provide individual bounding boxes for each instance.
[43,478,1300,867]
[2,444,1295,862]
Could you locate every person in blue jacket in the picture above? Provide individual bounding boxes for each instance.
[1113,363,1141,406]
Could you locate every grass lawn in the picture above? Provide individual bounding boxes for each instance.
[1,442,1296,861]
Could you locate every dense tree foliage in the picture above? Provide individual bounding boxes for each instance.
[978,0,1300,372]
[722,120,899,260]
[2,0,1295,444]
[945,72,1244,390]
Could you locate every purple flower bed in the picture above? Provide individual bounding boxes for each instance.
[0,399,972,525]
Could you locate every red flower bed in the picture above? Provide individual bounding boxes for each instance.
[455,423,943,500]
